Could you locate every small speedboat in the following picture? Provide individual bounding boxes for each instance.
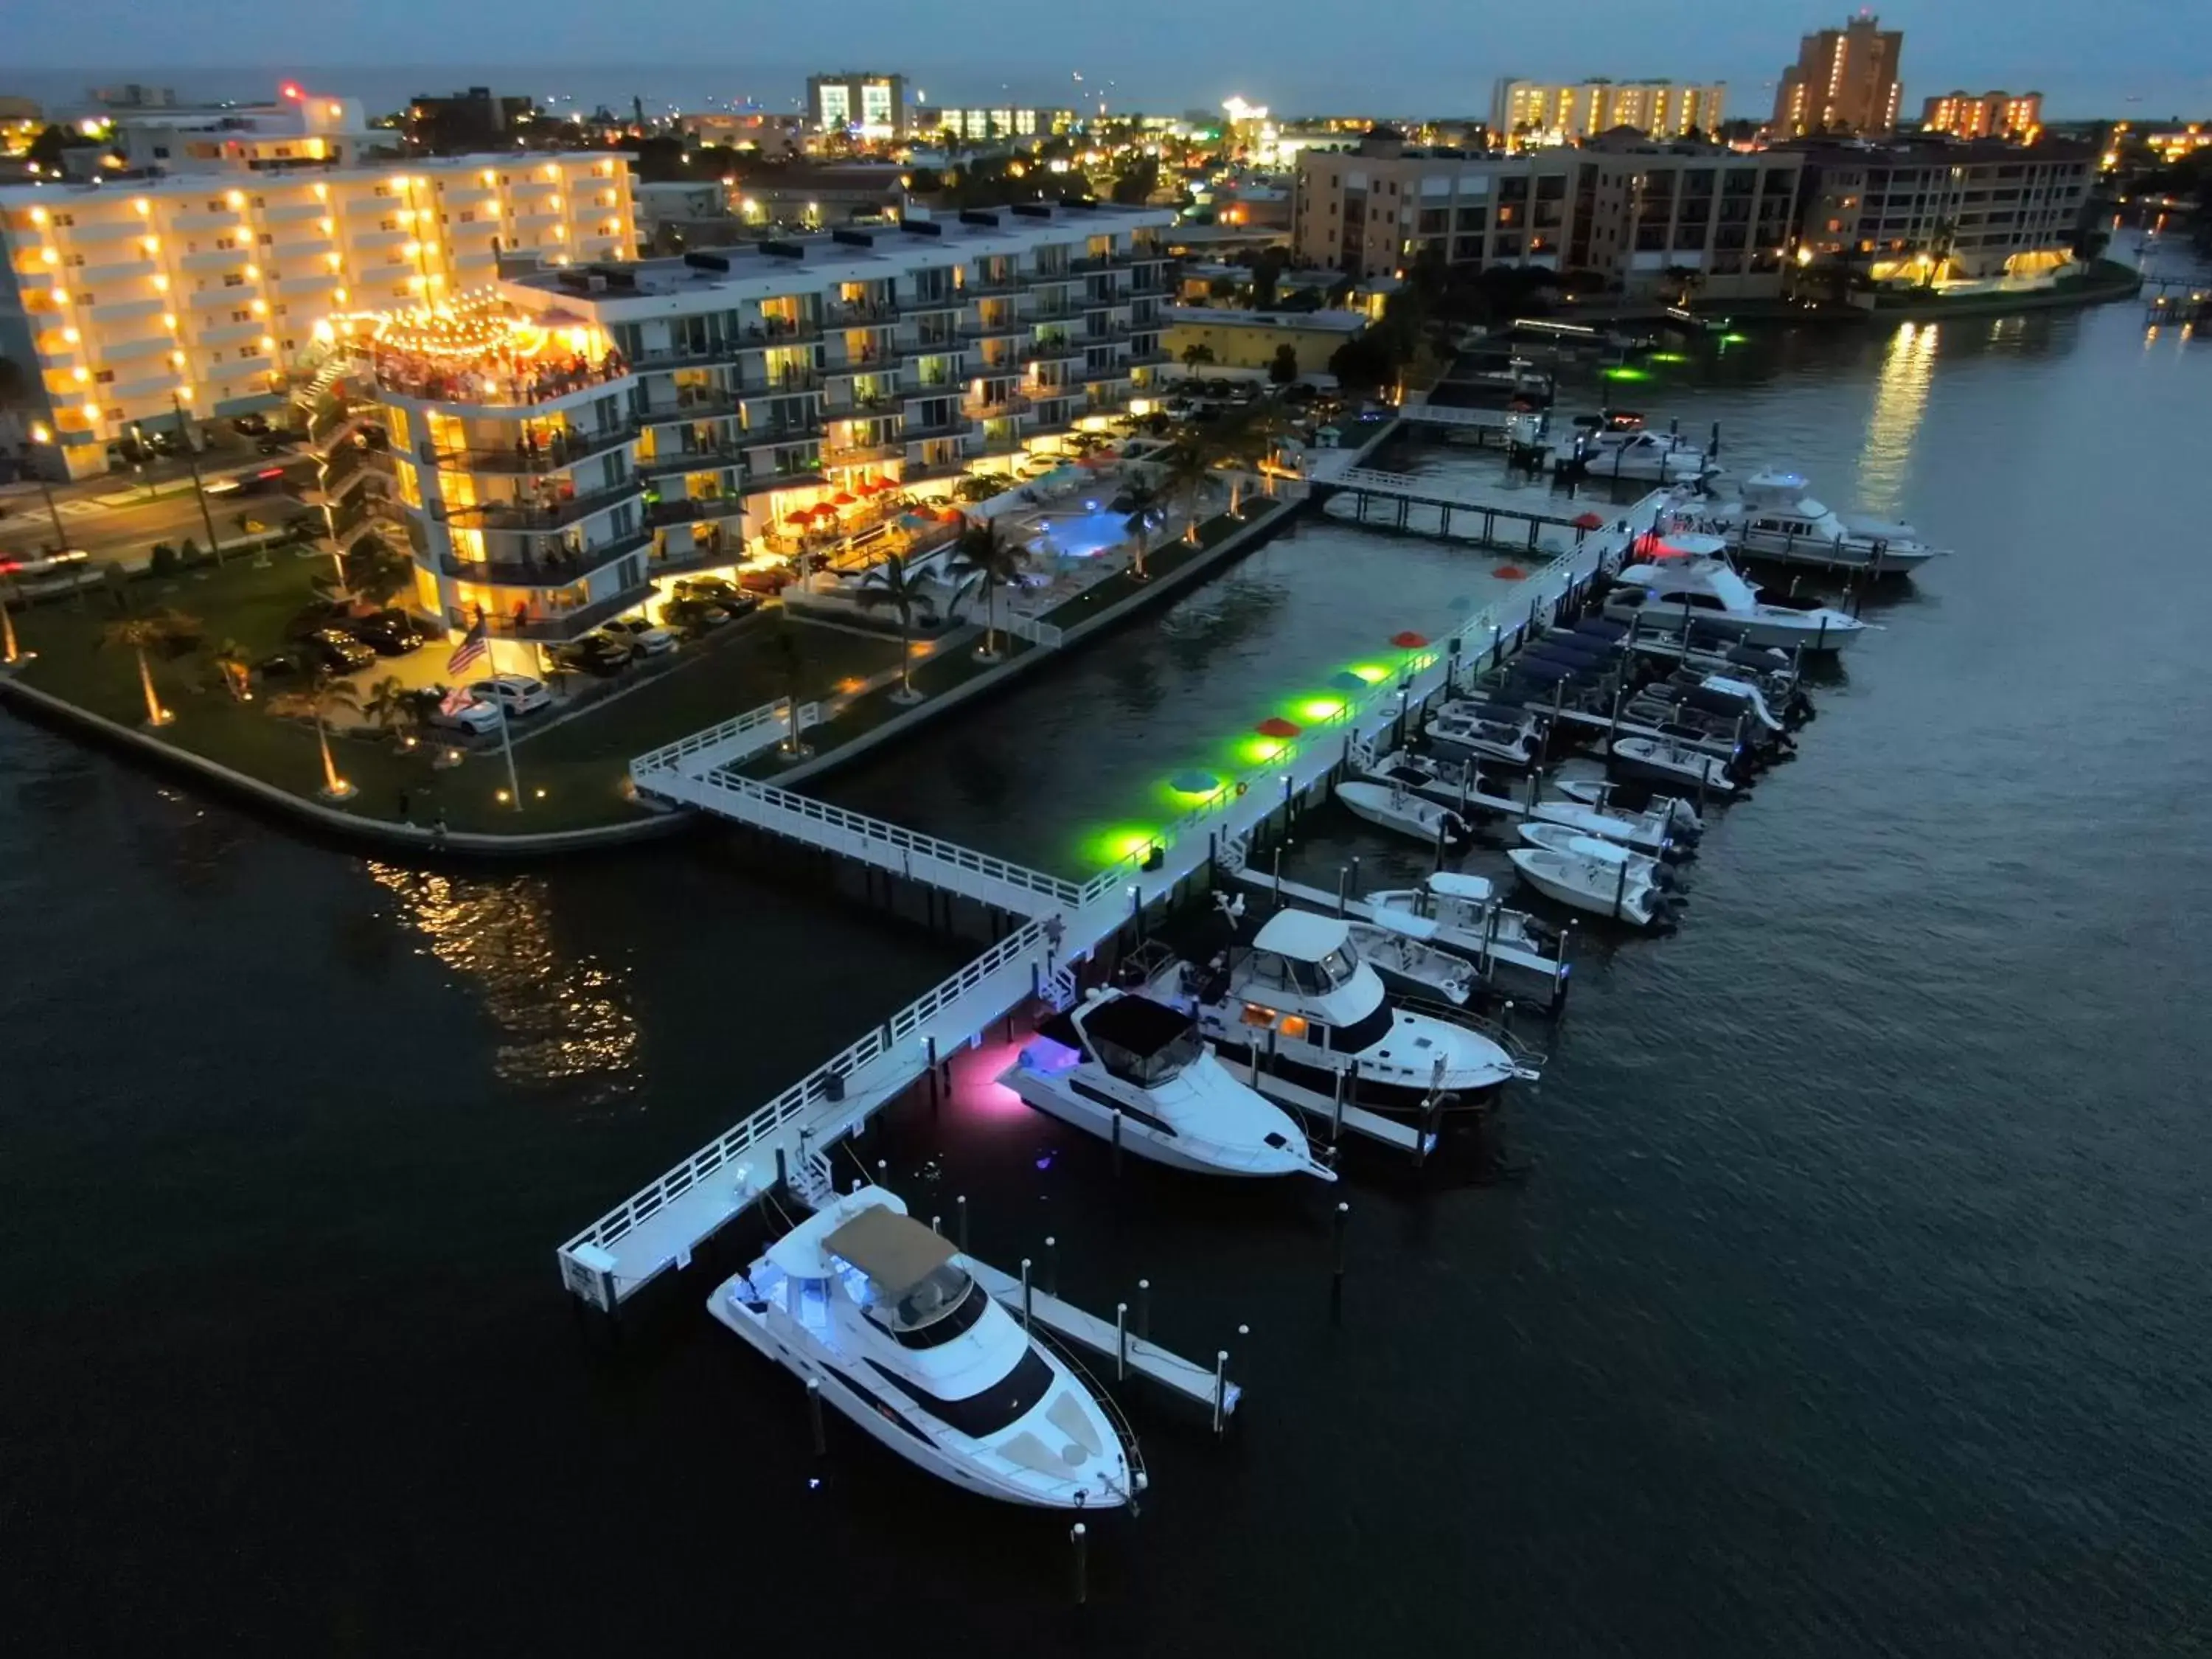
[1604,538,1865,653]
[711,1187,1137,1509]
[1571,413,1717,482]
[1001,990,1334,1180]
[1335,780,1474,850]
[1356,751,1516,816]
[1517,820,1674,886]
[1422,701,1547,768]
[1557,777,1703,838]
[1346,911,1478,1005]
[1529,794,1688,859]
[1506,834,1673,928]
[1610,736,1739,794]
[1366,871,1564,966]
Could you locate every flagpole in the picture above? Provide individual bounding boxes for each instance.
[486,630,523,810]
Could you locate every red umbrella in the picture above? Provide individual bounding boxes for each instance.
[1494,564,1528,580]
[1573,511,1606,530]
[1254,717,1301,740]
[784,510,813,526]
[831,490,858,507]
[1390,630,1430,649]
[938,507,964,524]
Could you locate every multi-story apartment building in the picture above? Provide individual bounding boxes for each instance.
[1292,128,1804,297]
[1919,91,2042,142]
[1788,136,2093,282]
[806,73,909,140]
[104,90,388,173]
[321,203,1172,648]
[0,154,636,477]
[1490,79,1728,148]
[1773,13,1905,138]
[917,107,1077,143]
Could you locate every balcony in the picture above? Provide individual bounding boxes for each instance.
[740,421,824,451]
[901,412,970,442]
[1023,337,1086,363]
[958,315,1028,341]
[639,392,740,425]
[633,341,742,372]
[453,583,654,643]
[900,335,963,361]
[821,439,903,468]
[645,494,745,527]
[1127,347,1172,368]
[439,526,653,588]
[739,369,823,395]
[901,289,964,313]
[1069,251,1129,271]
[824,392,905,420]
[436,422,638,476]
[448,476,644,531]
[825,298,899,327]
[732,317,822,348]
[368,347,632,411]
[635,441,744,477]
[956,274,1022,298]
[957,396,1027,422]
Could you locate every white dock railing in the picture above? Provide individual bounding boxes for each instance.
[558,919,1060,1307]
[630,697,819,779]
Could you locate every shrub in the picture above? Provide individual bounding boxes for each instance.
[147,543,181,577]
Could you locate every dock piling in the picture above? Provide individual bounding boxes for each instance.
[1212,1349,1230,1434]
[1110,1110,1124,1178]
[1071,1523,1088,1607]
[1137,1278,1151,1340]
[1329,1065,1346,1144]
[1330,1200,1349,1327]
[806,1376,826,1458]
[926,1034,940,1116]
[1045,1235,1058,1296]
[1115,1302,1129,1380]
[1020,1258,1033,1330]
[957,1194,969,1255]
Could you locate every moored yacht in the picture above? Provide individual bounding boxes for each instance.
[1528,792,1688,859]
[1671,470,1944,573]
[1557,776,1704,838]
[711,1187,1136,1509]
[1610,734,1742,794]
[1001,990,1334,1180]
[1335,779,1475,849]
[1571,412,1718,482]
[1156,911,1536,1110]
[1604,536,1865,653]
[1421,700,1548,766]
[1365,871,1565,965]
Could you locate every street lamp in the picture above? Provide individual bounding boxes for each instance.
[25,422,70,552]
[170,389,226,567]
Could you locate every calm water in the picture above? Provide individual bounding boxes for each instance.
[7,299,2211,1657]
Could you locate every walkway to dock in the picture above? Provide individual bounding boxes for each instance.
[560,487,1670,1312]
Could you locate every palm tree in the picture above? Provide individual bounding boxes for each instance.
[100,608,198,728]
[855,552,931,704]
[1179,341,1216,373]
[947,520,1027,661]
[266,671,362,801]
[1157,439,1216,548]
[361,674,418,748]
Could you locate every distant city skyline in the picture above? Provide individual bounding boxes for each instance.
[1,0,2199,122]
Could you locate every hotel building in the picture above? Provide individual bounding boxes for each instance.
[0,154,636,478]
[1919,91,2043,143]
[1292,128,1804,298]
[312,203,1172,648]
[805,74,909,140]
[1787,136,2093,283]
[1773,13,1905,138]
[1489,79,1728,148]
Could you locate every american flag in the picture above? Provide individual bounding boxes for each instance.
[445,615,487,679]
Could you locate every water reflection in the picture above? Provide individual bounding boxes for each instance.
[1857,322,1938,512]
[364,860,640,1101]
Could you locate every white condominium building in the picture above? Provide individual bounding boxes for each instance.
[1,154,636,477]
[319,201,1173,647]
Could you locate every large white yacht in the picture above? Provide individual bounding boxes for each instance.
[1671,470,1943,573]
[1571,413,1717,482]
[1001,990,1335,1180]
[1603,535,1865,653]
[710,1187,1137,1509]
[1157,911,1535,1110]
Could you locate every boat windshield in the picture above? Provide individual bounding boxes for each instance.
[1312,944,1358,990]
[881,1263,978,1334]
[1096,1024,1203,1086]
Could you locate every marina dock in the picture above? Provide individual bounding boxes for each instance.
[559,485,1672,1315]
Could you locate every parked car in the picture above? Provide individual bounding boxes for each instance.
[599,616,677,656]
[549,635,633,678]
[256,433,303,456]
[208,465,289,498]
[466,672,553,715]
[349,611,433,656]
[299,628,376,674]
[735,566,796,596]
[675,577,763,620]
[424,691,504,736]
[231,413,274,436]
[284,598,358,641]
[658,596,728,635]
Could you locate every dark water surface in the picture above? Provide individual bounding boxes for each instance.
[7,302,2211,1656]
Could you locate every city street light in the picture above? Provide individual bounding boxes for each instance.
[26,422,69,553]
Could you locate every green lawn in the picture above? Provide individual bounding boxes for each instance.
[3,556,905,836]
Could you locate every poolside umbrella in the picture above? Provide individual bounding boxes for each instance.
[1254,717,1302,740]
[1329,671,1368,693]
[832,490,858,507]
[939,507,964,523]
[1494,565,1528,580]
[784,509,814,527]
[1169,769,1220,795]
[1390,630,1430,649]
[1573,511,1606,530]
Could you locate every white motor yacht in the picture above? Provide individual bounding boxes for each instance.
[1604,537,1865,653]
[710,1188,1136,1509]
[1572,414,1717,482]
[1335,779,1475,850]
[1610,735,1740,794]
[1365,871,1565,965]
[1507,833,1673,928]
[1670,470,1943,573]
[1000,990,1334,1180]
[1164,911,1534,1110]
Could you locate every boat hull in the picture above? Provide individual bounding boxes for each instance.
[998,1068,1315,1178]
[1506,849,1666,928]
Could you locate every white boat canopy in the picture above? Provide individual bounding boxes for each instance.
[821,1203,959,1295]
[1426,871,1499,902]
[1366,908,1441,941]
[1253,909,1357,962]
